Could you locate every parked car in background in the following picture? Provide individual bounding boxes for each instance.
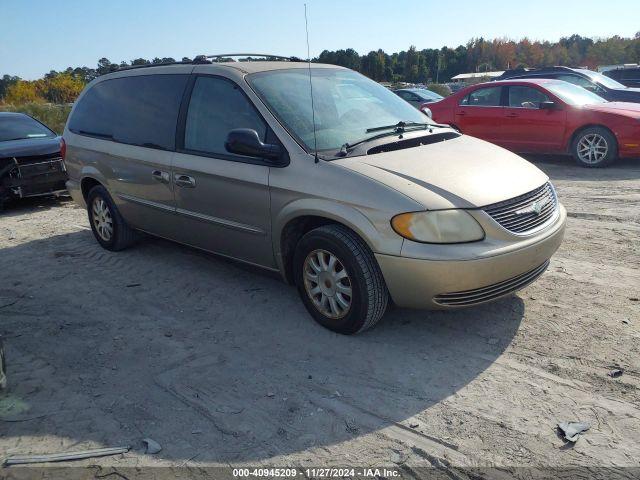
[495,66,640,103]
[0,112,67,208]
[425,78,640,167]
[394,88,443,109]
[63,59,565,334]
[603,66,640,88]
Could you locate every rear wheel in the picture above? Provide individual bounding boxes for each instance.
[571,127,617,168]
[87,185,138,251]
[293,224,388,334]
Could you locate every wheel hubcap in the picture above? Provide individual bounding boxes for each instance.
[303,249,352,319]
[92,197,113,242]
[577,134,608,164]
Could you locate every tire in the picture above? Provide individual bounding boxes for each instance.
[571,126,617,168]
[87,185,138,251]
[293,224,388,334]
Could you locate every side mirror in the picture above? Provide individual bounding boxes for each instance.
[225,129,282,161]
[539,101,559,110]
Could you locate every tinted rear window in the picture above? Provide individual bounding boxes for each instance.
[69,74,188,150]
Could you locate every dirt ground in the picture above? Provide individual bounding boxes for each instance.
[1,155,639,475]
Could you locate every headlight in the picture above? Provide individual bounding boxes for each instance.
[391,210,484,244]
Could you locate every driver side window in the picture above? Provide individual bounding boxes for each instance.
[184,76,267,157]
[508,86,549,109]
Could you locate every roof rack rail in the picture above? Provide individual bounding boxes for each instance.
[116,60,193,72]
[201,53,304,63]
[110,53,304,74]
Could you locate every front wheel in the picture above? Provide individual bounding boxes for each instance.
[293,225,388,335]
[571,127,617,168]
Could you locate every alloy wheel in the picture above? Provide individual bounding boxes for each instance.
[92,197,113,242]
[303,249,352,319]
[577,133,608,164]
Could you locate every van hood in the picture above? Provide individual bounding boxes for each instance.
[335,135,548,210]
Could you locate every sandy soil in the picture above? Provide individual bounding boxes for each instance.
[0,155,639,475]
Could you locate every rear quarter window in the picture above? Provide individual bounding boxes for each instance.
[68,74,188,151]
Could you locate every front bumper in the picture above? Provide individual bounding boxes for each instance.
[376,204,566,309]
[0,157,67,200]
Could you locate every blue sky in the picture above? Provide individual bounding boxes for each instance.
[1,0,638,79]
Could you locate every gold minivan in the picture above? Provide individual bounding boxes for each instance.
[63,56,566,334]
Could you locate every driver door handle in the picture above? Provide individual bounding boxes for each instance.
[174,174,196,188]
[506,112,519,118]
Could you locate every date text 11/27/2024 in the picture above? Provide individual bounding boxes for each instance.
[232,468,401,478]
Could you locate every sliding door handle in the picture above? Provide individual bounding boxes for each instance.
[174,174,196,188]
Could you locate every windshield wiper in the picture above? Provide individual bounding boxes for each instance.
[365,121,437,134]
[76,129,114,139]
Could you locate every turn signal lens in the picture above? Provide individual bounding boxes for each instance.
[391,210,484,244]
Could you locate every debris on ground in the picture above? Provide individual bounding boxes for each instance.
[142,438,162,454]
[344,418,359,434]
[557,422,590,442]
[608,369,624,378]
[3,446,130,466]
[390,451,407,464]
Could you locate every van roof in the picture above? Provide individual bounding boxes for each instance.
[102,61,344,78]
[210,61,344,74]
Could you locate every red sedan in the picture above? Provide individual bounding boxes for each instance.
[425,79,640,167]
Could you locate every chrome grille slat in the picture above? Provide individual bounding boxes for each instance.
[434,261,549,306]
[498,203,556,229]
[483,182,558,234]
[484,184,550,213]
[488,187,551,216]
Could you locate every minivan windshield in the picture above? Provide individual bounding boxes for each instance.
[545,81,608,106]
[248,68,432,152]
[0,114,55,142]
[578,69,627,90]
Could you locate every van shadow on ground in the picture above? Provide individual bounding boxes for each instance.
[0,226,525,463]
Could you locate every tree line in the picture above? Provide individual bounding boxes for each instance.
[320,33,640,83]
[1,33,639,104]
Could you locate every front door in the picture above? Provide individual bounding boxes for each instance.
[454,86,504,143]
[500,85,566,152]
[172,75,275,268]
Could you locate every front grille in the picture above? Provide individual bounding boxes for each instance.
[484,182,558,234]
[434,261,549,307]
